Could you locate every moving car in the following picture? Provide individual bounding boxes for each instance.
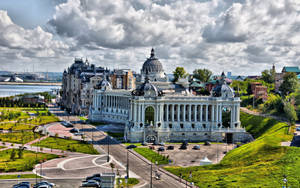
[158,146,165,152]
[81,180,100,187]
[126,144,137,149]
[204,141,211,146]
[86,174,101,181]
[69,128,79,133]
[33,181,55,188]
[193,145,200,150]
[179,144,187,150]
[74,132,84,136]
[13,182,30,188]
[167,145,174,150]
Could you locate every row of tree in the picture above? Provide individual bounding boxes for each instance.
[172,67,212,83]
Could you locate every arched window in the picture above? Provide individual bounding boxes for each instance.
[191,124,195,129]
[145,106,155,125]
[180,124,184,129]
[140,123,143,127]
[157,123,161,127]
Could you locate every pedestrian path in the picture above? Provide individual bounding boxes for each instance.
[26,135,49,145]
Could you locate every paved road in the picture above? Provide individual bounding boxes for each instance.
[0,179,82,188]
[49,105,188,188]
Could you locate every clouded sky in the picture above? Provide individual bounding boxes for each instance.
[0,0,299,75]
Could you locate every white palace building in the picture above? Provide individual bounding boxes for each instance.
[89,49,252,143]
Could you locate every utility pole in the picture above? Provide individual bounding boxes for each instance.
[35,132,38,184]
[150,163,153,188]
[107,136,110,162]
[126,150,129,178]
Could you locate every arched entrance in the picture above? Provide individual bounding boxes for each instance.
[145,106,155,125]
[146,135,157,143]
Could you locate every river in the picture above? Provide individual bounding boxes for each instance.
[0,84,61,97]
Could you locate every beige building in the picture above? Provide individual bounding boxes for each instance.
[110,69,136,90]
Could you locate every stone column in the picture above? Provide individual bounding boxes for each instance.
[205,105,208,122]
[133,102,137,122]
[237,104,240,122]
[177,105,180,122]
[194,105,197,122]
[183,104,186,121]
[166,104,169,122]
[200,105,203,122]
[142,103,145,124]
[129,101,132,121]
[189,105,192,122]
[172,104,175,122]
[212,105,215,122]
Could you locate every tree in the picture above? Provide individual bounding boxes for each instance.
[261,69,275,84]
[173,67,188,82]
[18,149,23,159]
[10,149,16,161]
[110,162,115,173]
[193,69,212,83]
[283,101,298,134]
[279,72,299,96]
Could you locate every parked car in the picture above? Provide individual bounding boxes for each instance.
[204,141,211,146]
[193,145,200,150]
[296,127,300,131]
[142,142,148,146]
[179,144,187,150]
[159,142,165,146]
[86,174,101,181]
[74,132,84,136]
[149,145,155,150]
[167,145,174,150]
[33,181,55,188]
[89,177,102,183]
[158,146,165,152]
[69,128,79,133]
[13,182,30,188]
[182,141,189,146]
[126,145,137,149]
[81,180,100,187]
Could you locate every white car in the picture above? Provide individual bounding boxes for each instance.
[296,127,300,131]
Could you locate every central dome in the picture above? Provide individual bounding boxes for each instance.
[142,48,164,73]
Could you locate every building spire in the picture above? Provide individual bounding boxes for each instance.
[150,48,155,58]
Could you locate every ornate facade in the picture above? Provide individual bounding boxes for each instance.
[89,49,252,143]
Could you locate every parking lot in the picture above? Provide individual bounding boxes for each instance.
[145,143,235,167]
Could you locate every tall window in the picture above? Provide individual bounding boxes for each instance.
[145,106,155,125]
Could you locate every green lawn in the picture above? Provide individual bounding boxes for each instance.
[133,148,170,165]
[116,178,139,187]
[32,137,99,154]
[0,132,41,144]
[0,107,59,130]
[164,112,296,187]
[0,149,57,172]
[107,131,124,138]
[78,116,88,121]
[0,174,41,179]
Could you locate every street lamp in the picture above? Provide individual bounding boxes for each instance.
[283,175,288,188]
[107,136,110,162]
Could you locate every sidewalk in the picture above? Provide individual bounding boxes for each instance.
[26,135,49,145]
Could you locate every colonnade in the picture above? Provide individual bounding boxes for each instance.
[94,93,130,113]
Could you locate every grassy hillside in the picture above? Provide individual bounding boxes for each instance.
[164,112,299,187]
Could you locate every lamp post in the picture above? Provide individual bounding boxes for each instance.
[150,162,153,188]
[283,175,288,188]
[126,149,129,178]
[107,136,110,162]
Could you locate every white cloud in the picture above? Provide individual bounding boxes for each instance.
[1,0,300,75]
